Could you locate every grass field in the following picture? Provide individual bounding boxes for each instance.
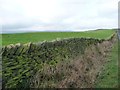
[1,29,115,46]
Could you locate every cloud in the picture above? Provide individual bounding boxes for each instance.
[0,0,119,33]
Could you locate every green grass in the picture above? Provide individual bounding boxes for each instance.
[95,40,118,88]
[1,29,115,46]
[0,34,2,46]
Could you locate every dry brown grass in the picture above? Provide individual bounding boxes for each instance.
[29,35,115,88]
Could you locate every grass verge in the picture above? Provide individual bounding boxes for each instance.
[95,40,118,88]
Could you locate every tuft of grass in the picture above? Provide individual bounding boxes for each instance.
[95,40,118,88]
[1,29,115,46]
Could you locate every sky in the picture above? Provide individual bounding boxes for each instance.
[0,0,119,33]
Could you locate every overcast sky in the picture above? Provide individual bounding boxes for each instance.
[0,0,119,33]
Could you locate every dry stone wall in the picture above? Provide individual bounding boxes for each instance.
[1,34,115,88]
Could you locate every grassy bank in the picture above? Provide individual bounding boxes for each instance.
[1,29,115,46]
[95,39,118,88]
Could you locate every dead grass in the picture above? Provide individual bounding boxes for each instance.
[29,35,116,88]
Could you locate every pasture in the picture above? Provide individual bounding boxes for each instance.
[1,29,115,46]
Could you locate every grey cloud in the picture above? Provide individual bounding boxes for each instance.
[1,0,118,33]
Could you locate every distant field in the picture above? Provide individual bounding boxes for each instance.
[1,29,115,46]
